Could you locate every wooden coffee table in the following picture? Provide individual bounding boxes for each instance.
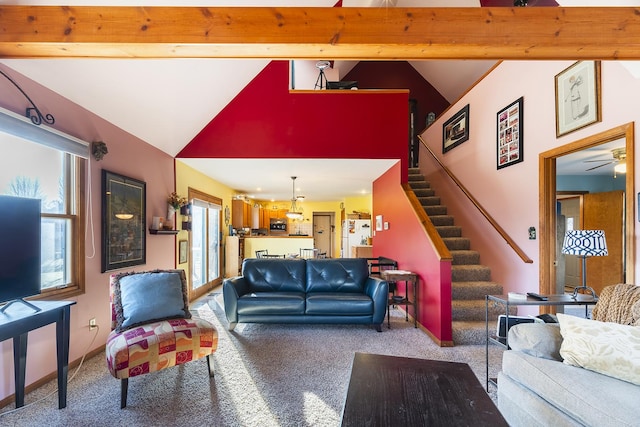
[341,353,507,426]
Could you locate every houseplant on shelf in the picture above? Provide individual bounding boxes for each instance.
[166,192,188,230]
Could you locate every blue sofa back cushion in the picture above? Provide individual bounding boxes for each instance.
[242,258,307,293]
[306,258,368,293]
[115,271,190,332]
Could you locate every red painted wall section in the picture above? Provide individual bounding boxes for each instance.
[373,162,452,343]
[343,61,450,134]
[177,61,409,182]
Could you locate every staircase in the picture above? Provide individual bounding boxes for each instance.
[407,168,509,345]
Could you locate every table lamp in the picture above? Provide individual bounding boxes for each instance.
[561,229,607,298]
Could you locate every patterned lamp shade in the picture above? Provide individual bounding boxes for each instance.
[561,230,608,257]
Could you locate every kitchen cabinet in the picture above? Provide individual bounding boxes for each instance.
[232,199,251,229]
[351,245,373,258]
[269,209,288,220]
[261,208,270,228]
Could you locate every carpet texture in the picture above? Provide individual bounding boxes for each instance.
[0,293,504,426]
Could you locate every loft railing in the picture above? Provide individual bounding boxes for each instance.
[417,135,533,264]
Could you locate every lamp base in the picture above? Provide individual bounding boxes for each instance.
[571,285,597,299]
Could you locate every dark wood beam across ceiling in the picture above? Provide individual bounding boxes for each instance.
[1,6,639,60]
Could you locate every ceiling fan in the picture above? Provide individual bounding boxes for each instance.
[584,147,626,171]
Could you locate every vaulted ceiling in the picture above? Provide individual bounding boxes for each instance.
[0,1,635,201]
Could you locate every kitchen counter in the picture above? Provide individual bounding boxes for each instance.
[243,236,314,259]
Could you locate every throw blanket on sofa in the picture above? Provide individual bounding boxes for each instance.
[591,283,640,326]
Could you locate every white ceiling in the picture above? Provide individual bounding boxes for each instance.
[1,1,631,201]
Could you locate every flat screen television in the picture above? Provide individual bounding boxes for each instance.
[326,81,358,90]
[0,195,41,312]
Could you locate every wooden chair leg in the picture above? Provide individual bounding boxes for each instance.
[207,354,215,377]
[120,378,128,409]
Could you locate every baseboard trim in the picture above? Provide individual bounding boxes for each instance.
[0,344,106,410]
[394,307,454,347]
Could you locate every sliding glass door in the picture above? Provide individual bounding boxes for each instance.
[189,188,222,300]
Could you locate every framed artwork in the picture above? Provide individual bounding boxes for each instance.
[497,96,524,169]
[555,61,601,137]
[442,104,470,153]
[375,215,383,231]
[179,239,188,264]
[101,170,146,272]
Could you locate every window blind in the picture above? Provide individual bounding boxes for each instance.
[0,106,89,158]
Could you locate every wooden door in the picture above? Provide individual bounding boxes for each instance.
[559,197,582,289]
[583,190,624,295]
[313,213,332,257]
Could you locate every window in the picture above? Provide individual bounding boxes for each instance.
[0,113,86,299]
[188,188,222,300]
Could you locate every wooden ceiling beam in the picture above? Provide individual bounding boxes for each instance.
[1,6,640,60]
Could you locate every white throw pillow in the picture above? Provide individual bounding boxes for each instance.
[557,313,640,386]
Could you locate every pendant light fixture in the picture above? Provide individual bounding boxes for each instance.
[286,176,303,220]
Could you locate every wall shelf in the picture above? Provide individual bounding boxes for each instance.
[149,228,179,235]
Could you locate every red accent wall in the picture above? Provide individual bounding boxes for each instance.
[343,61,450,134]
[178,61,409,181]
[373,162,452,343]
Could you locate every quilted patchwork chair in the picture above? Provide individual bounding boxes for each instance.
[106,269,218,408]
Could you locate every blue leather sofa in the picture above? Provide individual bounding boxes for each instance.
[222,258,389,332]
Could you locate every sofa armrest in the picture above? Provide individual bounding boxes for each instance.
[364,277,389,324]
[222,276,249,323]
[508,323,563,361]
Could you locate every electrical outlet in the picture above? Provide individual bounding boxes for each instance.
[89,318,97,330]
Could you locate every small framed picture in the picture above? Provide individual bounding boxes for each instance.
[555,61,601,137]
[497,97,524,169]
[375,215,383,231]
[442,104,470,153]
[179,239,188,264]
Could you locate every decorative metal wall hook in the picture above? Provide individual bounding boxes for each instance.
[0,69,55,126]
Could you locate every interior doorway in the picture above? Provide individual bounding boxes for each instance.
[313,212,334,258]
[539,123,635,296]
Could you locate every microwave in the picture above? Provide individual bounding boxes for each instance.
[270,222,287,231]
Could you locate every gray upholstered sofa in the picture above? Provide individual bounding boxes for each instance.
[222,257,389,332]
[498,284,640,427]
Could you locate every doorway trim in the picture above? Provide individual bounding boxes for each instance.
[539,122,635,295]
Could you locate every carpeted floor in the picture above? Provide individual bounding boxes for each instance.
[0,293,505,427]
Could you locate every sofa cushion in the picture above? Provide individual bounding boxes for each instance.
[237,292,305,315]
[112,270,191,332]
[557,313,640,386]
[508,323,563,361]
[305,292,373,315]
[242,258,306,293]
[306,258,368,293]
[502,350,640,427]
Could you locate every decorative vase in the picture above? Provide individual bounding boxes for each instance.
[164,205,176,230]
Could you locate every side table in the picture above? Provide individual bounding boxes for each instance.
[485,293,598,391]
[0,300,76,409]
[381,270,418,329]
